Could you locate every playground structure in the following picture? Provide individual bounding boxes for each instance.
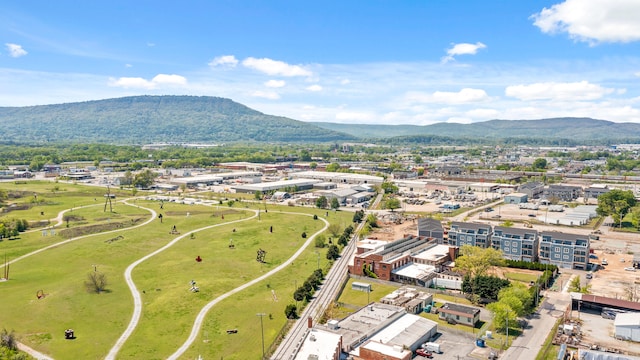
[64,329,75,340]
[189,280,199,293]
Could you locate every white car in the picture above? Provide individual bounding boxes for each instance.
[625,267,636,271]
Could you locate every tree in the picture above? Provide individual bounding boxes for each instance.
[385,197,401,211]
[284,304,298,319]
[330,197,340,210]
[0,328,17,351]
[309,162,317,170]
[630,206,640,230]
[380,182,398,194]
[597,189,637,226]
[132,169,156,189]
[414,155,423,164]
[85,271,108,293]
[325,163,340,172]
[487,301,517,333]
[314,235,326,248]
[327,223,342,238]
[532,158,547,170]
[254,190,263,200]
[455,245,505,278]
[366,213,378,228]
[316,196,328,209]
[326,245,340,260]
[568,276,591,294]
[352,210,365,223]
[498,283,532,316]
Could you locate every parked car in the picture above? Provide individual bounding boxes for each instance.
[416,348,433,358]
[625,267,636,271]
[601,259,608,266]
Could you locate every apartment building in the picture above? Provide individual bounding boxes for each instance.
[538,231,589,270]
[492,226,539,262]
[448,222,492,248]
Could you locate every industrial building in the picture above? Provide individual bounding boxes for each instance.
[615,313,640,342]
[232,178,320,194]
[322,303,438,360]
[290,170,384,185]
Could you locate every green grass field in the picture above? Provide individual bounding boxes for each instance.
[0,181,354,359]
[504,272,539,283]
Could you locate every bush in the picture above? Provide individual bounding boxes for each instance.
[301,232,307,238]
[285,304,298,319]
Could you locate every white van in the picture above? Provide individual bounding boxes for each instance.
[422,342,442,353]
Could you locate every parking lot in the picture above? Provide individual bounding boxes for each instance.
[416,328,492,360]
[578,310,640,356]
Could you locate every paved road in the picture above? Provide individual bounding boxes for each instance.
[500,283,572,359]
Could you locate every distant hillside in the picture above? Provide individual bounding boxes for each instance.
[313,118,640,143]
[0,96,355,144]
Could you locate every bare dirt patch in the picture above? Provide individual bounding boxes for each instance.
[588,249,637,299]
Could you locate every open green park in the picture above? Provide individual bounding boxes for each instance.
[0,181,353,359]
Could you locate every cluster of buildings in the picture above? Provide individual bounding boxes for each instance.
[347,217,590,293]
[445,220,590,270]
[295,292,438,360]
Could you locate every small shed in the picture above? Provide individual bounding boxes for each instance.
[352,282,372,292]
[615,312,640,342]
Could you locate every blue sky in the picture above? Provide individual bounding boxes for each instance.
[1,0,640,125]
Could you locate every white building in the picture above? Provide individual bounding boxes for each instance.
[615,312,640,342]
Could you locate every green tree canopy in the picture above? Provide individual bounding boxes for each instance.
[455,245,505,278]
[532,158,548,169]
[385,197,401,211]
[330,197,340,210]
[315,196,328,209]
[597,189,637,225]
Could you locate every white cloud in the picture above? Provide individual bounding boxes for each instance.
[125,64,133,68]
[505,81,614,101]
[108,74,187,89]
[635,72,640,77]
[306,84,322,92]
[5,43,28,58]
[152,74,187,85]
[209,55,238,68]
[532,0,640,44]
[406,88,490,104]
[340,78,351,85]
[242,57,312,77]
[264,79,285,88]
[441,42,486,63]
[251,90,280,100]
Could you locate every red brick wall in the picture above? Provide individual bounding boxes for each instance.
[357,347,410,360]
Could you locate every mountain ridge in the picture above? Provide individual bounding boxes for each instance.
[1,96,639,144]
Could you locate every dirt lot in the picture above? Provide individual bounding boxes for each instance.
[587,249,638,299]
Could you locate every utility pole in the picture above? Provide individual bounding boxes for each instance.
[257,313,266,359]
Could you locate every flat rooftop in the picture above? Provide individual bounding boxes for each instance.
[412,244,451,262]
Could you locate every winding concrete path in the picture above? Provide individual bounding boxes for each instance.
[0,199,156,271]
[105,206,261,360]
[167,212,329,360]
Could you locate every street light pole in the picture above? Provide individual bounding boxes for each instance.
[257,313,266,359]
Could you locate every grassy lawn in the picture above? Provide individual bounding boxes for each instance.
[433,293,472,305]
[504,272,538,283]
[335,278,401,307]
[0,181,354,359]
